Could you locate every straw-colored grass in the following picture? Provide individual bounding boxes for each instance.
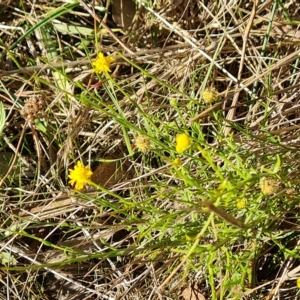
[0,0,300,299]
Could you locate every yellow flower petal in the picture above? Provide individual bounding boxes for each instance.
[297,278,300,288]
[68,161,93,190]
[172,158,182,166]
[175,133,191,154]
[92,52,115,74]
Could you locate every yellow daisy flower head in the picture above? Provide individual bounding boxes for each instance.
[68,161,93,190]
[202,87,218,103]
[175,133,191,154]
[92,52,115,74]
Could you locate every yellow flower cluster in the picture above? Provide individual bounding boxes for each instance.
[68,161,93,190]
[92,52,115,74]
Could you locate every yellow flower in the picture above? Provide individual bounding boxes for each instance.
[236,199,245,209]
[68,161,93,190]
[297,278,300,288]
[202,87,218,103]
[175,133,191,154]
[172,158,182,166]
[92,52,115,74]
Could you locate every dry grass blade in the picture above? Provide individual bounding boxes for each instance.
[136,0,257,98]
[78,0,135,55]
[0,242,107,299]
[223,0,258,136]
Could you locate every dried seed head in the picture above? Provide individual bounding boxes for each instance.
[22,97,45,123]
[260,178,281,195]
[202,87,218,103]
[135,134,151,153]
